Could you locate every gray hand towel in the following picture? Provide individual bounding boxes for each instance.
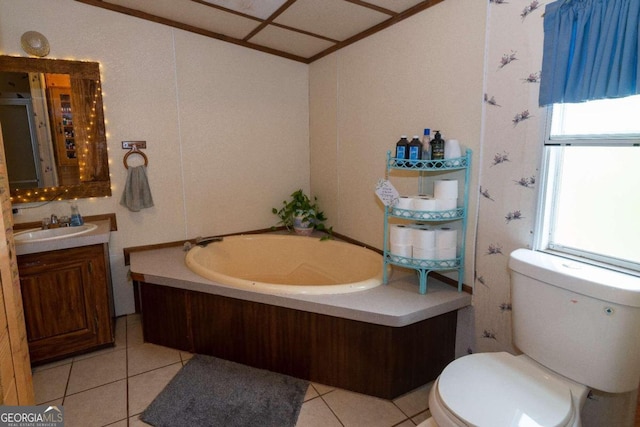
[120,165,154,212]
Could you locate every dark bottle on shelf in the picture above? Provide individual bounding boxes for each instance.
[395,135,409,166]
[408,135,423,166]
[430,130,445,160]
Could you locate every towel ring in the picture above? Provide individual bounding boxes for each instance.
[123,147,148,169]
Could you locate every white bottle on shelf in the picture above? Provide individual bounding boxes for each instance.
[421,128,431,160]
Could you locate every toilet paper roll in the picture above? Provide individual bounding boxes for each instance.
[412,227,436,249]
[390,224,412,245]
[390,243,412,258]
[436,246,457,260]
[434,179,458,199]
[412,196,438,211]
[436,228,457,249]
[436,198,458,211]
[395,196,413,210]
[413,247,436,260]
[444,139,462,159]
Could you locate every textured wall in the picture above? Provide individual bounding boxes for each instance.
[0,0,310,315]
[309,0,488,292]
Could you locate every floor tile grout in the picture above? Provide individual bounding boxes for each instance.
[317,392,345,427]
[394,400,430,421]
[61,359,72,406]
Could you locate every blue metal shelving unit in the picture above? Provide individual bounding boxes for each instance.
[382,149,472,294]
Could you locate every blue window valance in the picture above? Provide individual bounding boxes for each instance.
[539,0,640,106]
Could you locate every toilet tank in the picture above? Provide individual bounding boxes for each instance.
[509,249,640,393]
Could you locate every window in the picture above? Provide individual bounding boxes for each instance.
[536,96,640,274]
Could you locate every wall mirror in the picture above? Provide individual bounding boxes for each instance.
[0,55,110,204]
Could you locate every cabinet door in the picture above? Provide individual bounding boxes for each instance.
[18,245,113,363]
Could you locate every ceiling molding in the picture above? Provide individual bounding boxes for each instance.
[74,0,445,63]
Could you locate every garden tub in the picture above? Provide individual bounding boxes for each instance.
[185,234,383,295]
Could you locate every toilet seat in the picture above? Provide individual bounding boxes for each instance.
[432,352,580,427]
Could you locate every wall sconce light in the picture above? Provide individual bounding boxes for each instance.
[20,31,50,57]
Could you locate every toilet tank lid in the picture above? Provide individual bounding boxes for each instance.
[509,249,640,307]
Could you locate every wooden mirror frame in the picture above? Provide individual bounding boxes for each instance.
[0,55,111,204]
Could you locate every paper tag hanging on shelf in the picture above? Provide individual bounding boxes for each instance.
[375,179,400,206]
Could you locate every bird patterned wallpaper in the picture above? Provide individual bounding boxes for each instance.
[472,0,547,354]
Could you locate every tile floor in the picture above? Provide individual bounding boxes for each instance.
[32,314,433,427]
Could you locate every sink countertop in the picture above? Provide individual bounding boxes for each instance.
[15,219,112,256]
[130,245,472,327]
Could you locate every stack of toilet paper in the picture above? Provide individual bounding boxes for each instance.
[412,225,437,260]
[390,224,458,260]
[434,227,457,260]
[389,224,413,257]
[394,179,458,212]
[433,179,458,211]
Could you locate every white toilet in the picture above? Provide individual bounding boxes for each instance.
[420,248,640,427]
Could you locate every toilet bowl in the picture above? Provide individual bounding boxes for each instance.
[416,248,640,427]
[419,352,588,427]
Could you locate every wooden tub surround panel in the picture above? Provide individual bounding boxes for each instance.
[139,282,457,399]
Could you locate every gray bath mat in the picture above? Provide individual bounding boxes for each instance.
[141,354,308,427]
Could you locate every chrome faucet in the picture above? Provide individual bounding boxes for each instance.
[183,235,224,251]
[195,236,224,247]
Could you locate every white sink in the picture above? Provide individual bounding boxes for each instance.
[14,223,98,244]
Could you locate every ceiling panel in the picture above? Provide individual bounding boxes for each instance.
[249,25,336,59]
[361,0,427,14]
[273,0,390,42]
[200,0,287,19]
[105,0,260,39]
[75,0,444,63]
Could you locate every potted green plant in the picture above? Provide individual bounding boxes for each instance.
[272,189,331,237]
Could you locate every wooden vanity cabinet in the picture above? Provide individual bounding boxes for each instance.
[17,243,114,364]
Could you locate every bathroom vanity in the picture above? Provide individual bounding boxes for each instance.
[15,218,115,364]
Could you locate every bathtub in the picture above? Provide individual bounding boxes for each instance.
[184,234,384,295]
[131,236,471,398]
